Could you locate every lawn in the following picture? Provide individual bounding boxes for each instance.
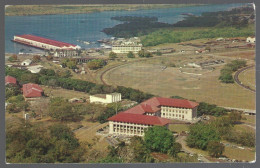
[223,146,255,161]
[238,66,256,90]
[103,55,255,109]
[169,124,189,133]
[41,85,89,100]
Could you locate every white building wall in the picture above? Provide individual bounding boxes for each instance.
[246,37,255,43]
[90,93,121,104]
[112,45,142,53]
[160,106,197,121]
[109,121,150,136]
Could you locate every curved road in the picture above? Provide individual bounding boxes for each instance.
[234,65,255,92]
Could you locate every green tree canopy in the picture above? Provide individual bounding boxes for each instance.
[186,122,220,150]
[127,51,135,58]
[207,141,225,158]
[144,126,175,153]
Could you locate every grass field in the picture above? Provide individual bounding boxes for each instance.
[238,67,256,90]
[41,85,89,100]
[104,54,255,109]
[223,146,255,161]
[169,124,189,133]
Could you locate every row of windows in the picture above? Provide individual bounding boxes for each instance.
[113,122,150,126]
[162,113,184,118]
[162,109,188,114]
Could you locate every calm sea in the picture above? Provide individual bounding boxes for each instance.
[5,3,248,53]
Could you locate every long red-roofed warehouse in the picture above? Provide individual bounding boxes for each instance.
[5,76,17,85]
[107,97,199,136]
[13,34,81,51]
[22,83,44,98]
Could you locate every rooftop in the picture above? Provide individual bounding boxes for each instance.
[108,112,170,126]
[22,83,43,98]
[16,34,77,48]
[5,76,17,85]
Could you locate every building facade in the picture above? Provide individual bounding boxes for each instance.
[90,93,121,104]
[107,97,198,137]
[108,113,170,136]
[112,41,142,54]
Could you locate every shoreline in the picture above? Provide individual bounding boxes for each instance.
[5,4,204,16]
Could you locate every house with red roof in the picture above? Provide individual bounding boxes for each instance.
[22,83,43,98]
[5,76,17,85]
[107,97,199,136]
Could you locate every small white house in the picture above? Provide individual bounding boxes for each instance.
[21,59,32,66]
[90,93,121,104]
[246,36,255,43]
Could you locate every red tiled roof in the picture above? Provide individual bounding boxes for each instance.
[108,112,170,126]
[123,97,198,115]
[16,34,76,48]
[154,97,199,109]
[5,76,17,85]
[22,83,43,98]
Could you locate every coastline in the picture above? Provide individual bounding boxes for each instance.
[5,4,204,16]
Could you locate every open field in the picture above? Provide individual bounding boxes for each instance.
[103,53,255,109]
[41,85,89,100]
[241,114,256,125]
[223,146,255,161]
[169,124,189,133]
[238,67,256,90]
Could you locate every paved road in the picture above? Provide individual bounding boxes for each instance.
[176,136,211,163]
[234,65,255,92]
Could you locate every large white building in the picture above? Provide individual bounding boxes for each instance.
[108,97,199,136]
[13,34,81,51]
[90,93,121,104]
[112,41,142,54]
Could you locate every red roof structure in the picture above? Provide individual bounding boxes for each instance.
[15,34,76,48]
[5,76,17,85]
[22,83,43,98]
[124,97,198,115]
[108,112,170,126]
[108,97,198,125]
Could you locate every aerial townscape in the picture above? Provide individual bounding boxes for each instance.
[5,3,256,164]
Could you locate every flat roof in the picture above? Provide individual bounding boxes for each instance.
[15,34,76,48]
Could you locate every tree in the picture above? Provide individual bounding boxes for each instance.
[228,111,242,124]
[144,51,153,58]
[109,52,117,60]
[87,59,106,70]
[39,69,56,76]
[129,136,152,162]
[127,51,135,58]
[138,49,145,57]
[5,84,21,100]
[48,97,80,121]
[32,55,41,62]
[186,123,220,150]
[207,141,225,158]
[6,95,29,113]
[20,73,40,84]
[168,142,182,157]
[144,126,174,153]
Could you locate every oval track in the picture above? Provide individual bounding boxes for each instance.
[234,65,255,92]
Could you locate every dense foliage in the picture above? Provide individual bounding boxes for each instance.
[144,126,177,154]
[6,120,84,163]
[87,59,106,70]
[173,7,254,28]
[207,141,225,158]
[103,16,172,38]
[219,59,247,83]
[186,123,220,150]
[6,95,29,113]
[141,26,254,46]
[197,102,228,117]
